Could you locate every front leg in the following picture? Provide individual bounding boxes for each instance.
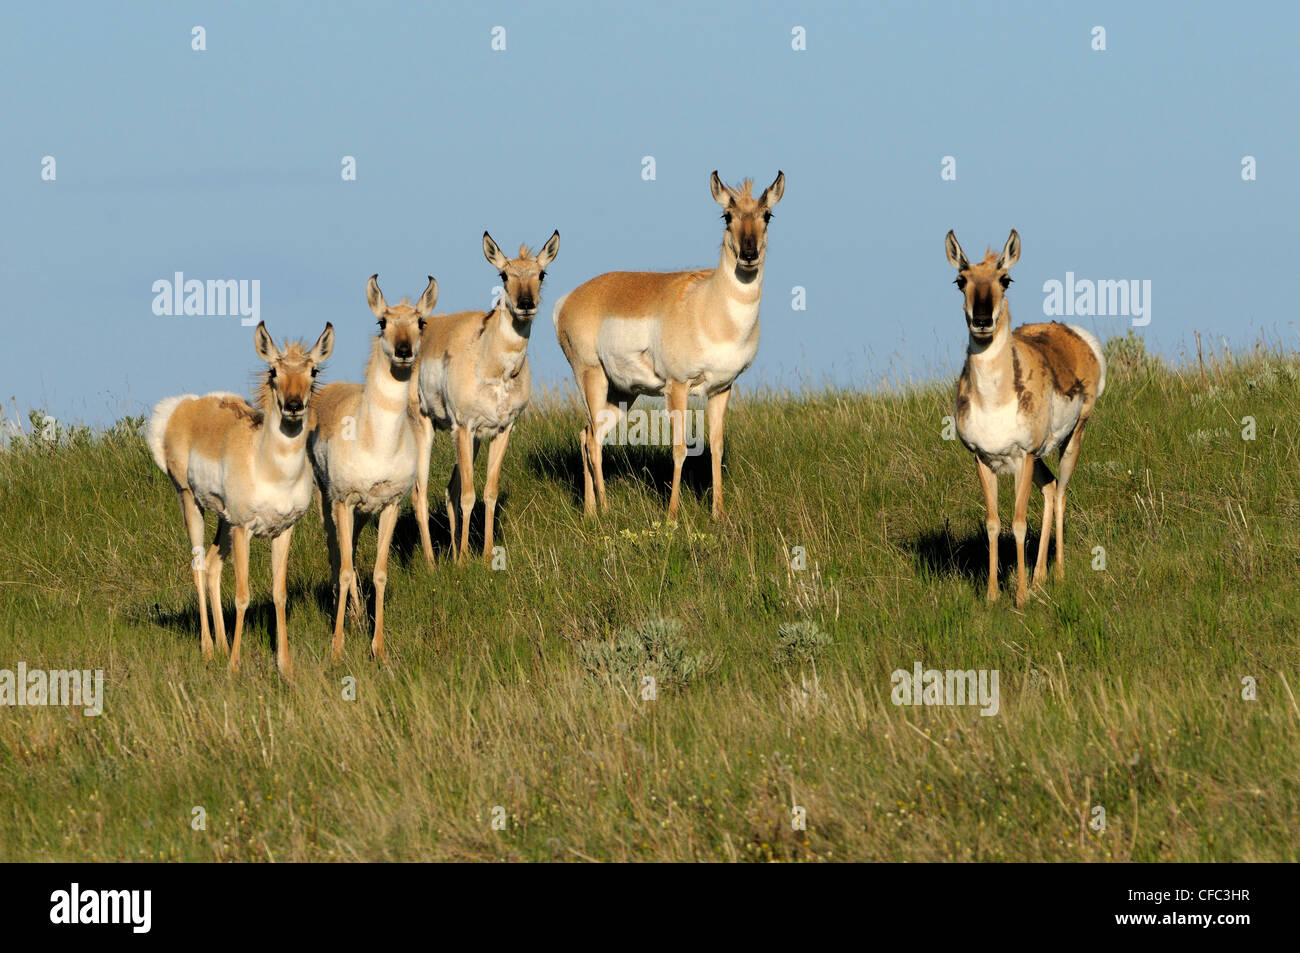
[371,503,398,663]
[270,526,294,679]
[229,525,251,674]
[665,380,689,521]
[1011,453,1036,608]
[482,423,513,560]
[976,458,1000,603]
[413,413,435,568]
[454,425,477,561]
[706,388,731,520]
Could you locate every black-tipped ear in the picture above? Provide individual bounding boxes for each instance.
[710,171,731,207]
[254,321,279,363]
[366,274,387,318]
[997,229,1021,270]
[309,322,335,362]
[761,170,785,208]
[945,230,969,271]
[483,232,507,269]
[538,230,560,268]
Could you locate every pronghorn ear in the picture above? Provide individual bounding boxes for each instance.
[538,230,560,268]
[761,171,785,208]
[416,276,439,318]
[945,230,970,270]
[483,232,508,270]
[254,321,280,363]
[710,171,732,208]
[310,322,335,363]
[997,229,1021,270]
[366,274,387,319]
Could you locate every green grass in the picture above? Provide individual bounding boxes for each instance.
[1,335,1297,861]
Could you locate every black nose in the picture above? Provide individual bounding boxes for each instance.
[517,300,534,312]
[395,344,412,358]
[284,399,303,413]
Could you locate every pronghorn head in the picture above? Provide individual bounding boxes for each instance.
[484,230,560,322]
[253,321,334,424]
[711,170,784,277]
[946,229,1020,344]
[366,274,438,370]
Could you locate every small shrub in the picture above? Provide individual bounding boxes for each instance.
[578,617,704,690]
[774,620,832,667]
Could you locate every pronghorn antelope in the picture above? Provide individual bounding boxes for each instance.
[412,231,560,563]
[146,321,334,676]
[553,170,784,520]
[945,229,1106,608]
[310,274,437,662]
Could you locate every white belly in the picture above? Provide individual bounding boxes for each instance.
[1042,391,1085,456]
[311,430,418,513]
[959,400,1033,475]
[188,453,314,537]
[598,317,665,394]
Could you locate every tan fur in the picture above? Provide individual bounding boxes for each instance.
[946,229,1105,607]
[310,275,437,663]
[553,170,784,520]
[412,231,559,563]
[147,322,334,677]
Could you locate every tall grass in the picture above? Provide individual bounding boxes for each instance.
[0,337,1296,860]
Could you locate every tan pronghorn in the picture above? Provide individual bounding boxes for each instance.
[553,170,784,520]
[945,229,1106,607]
[310,274,437,662]
[146,321,334,676]
[412,231,560,563]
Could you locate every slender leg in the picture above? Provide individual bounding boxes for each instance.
[346,512,365,622]
[706,388,731,520]
[665,381,689,521]
[229,525,251,673]
[1032,459,1057,587]
[580,368,614,516]
[413,414,435,567]
[976,458,1000,603]
[455,426,476,561]
[482,424,513,560]
[179,490,214,660]
[445,462,460,554]
[1054,419,1090,583]
[270,526,293,679]
[371,503,398,663]
[331,500,355,661]
[1011,453,1036,608]
[205,519,232,657]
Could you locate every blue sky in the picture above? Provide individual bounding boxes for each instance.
[2,1,1296,427]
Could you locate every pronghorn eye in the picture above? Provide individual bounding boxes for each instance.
[763,211,772,223]
[538,271,546,282]
[310,367,319,377]
[377,317,387,330]
[499,272,507,282]
[268,367,277,378]
[1000,275,1013,289]
[954,276,967,290]
[418,318,427,331]
[723,212,732,224]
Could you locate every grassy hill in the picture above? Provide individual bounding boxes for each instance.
[1,334,1297,861]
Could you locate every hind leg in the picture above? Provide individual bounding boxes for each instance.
[205,519,232,656]
[178,490,214,660]
[1031,459,1057,588]
[1054,419,1090,583]
[229,525,251,674]
[579,369,628,516]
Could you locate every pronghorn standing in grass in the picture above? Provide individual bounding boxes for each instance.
[412,231,559,563]
[310,275,437,662]
[553,170,784,520]
[146,321,334,676]
[945,229,1106,607]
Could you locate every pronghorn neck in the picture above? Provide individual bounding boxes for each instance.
[252,400,309,476]
[965,307,1015,405]
[490,304,532,350]
[358,338,414,444]
[708,243,764,331]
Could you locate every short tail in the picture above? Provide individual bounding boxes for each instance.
[551,291,570,332]
[145,394,196,472]
[1070,326,1107,398]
